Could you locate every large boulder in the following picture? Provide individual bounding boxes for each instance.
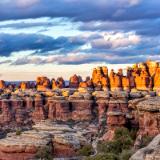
[130,134,160,160]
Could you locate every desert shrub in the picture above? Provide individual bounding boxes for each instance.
[129,129,138,141]
[114,128,134,151]
[140,136,153,148]
[78,144,94,156]
[119,149,133,160]
[35,145,53,160]
[16,129,22,136]
[98,128,133,154]
[85,153,118,160]
[97,141,120,154]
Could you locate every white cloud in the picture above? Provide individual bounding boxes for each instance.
[91,32,141,49]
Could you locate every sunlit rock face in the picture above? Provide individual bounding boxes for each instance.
[0,60,160,92]
[154,68,160,91]
[0,80,6,90]
[36,76,51,91]
[92,66,109,91]
[20,82,30,90]
[51,77,65,89]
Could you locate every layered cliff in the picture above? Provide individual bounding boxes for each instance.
[0,60,159,159]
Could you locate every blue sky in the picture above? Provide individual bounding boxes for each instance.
[0,0,159,80]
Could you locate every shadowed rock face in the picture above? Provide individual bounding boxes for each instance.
[134,97,160,136]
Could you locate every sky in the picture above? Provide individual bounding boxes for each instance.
[0,0,159,81]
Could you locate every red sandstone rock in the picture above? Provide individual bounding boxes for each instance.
[92,67,109,90]
[0,80,6,89]
[36,76,50,91]
[69,74,81,88]
[52,77,65,89]
[97,101,108,127]
[122,76,130,91]
[20,82,30,90]
[71,100,93,121]
[53,143,77,158]
[47,97,71,121]
[154,68,160,90]
[138,112,159,136]
[0,99,13,124]
[146,60,159,77]
[109,69,122,91]
[32,95,47,122]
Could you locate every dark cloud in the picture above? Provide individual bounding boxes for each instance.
[0,33,85,56]
[11,52,160,65]
[0,0,159,65]
[0,21,56,29]
[79,18,160,37]
[0,0,159,22]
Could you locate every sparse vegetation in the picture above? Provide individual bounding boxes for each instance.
[119,149,134,160]
[16,129,22,136]
[85,127,136,160]
[77,144,94,156]
[85,153,119,160]
[139,135,153,148]
[35,145,53,160]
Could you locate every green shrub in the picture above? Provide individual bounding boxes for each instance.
[98,128,133,154]
[35,145,53,160]
[114,128,134,152]
[97,141,120,154]
[129,129,138,141]
[85,153,118,160]
[140,136,153,148]
[119,149,133,160]
[78,144,94,156]
[16,129,22,136]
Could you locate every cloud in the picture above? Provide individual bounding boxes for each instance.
[0,33,85,56]
[0,60,11,65]
[11,51,160,65]
[0,0,159,66]
[0,21,55,29]
[91,32,141,49]
[79,18,160,37]
[16,0,39,7]
[0,0,159,22]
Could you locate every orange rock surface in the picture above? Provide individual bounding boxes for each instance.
[154,68,160,90]
[92,66,109,89]
[20,82,30,90]
[0,60,159,91]
[109,69,122,91]
[0,80,6,89]
[52,77,65,89]
[36,76,50,91]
